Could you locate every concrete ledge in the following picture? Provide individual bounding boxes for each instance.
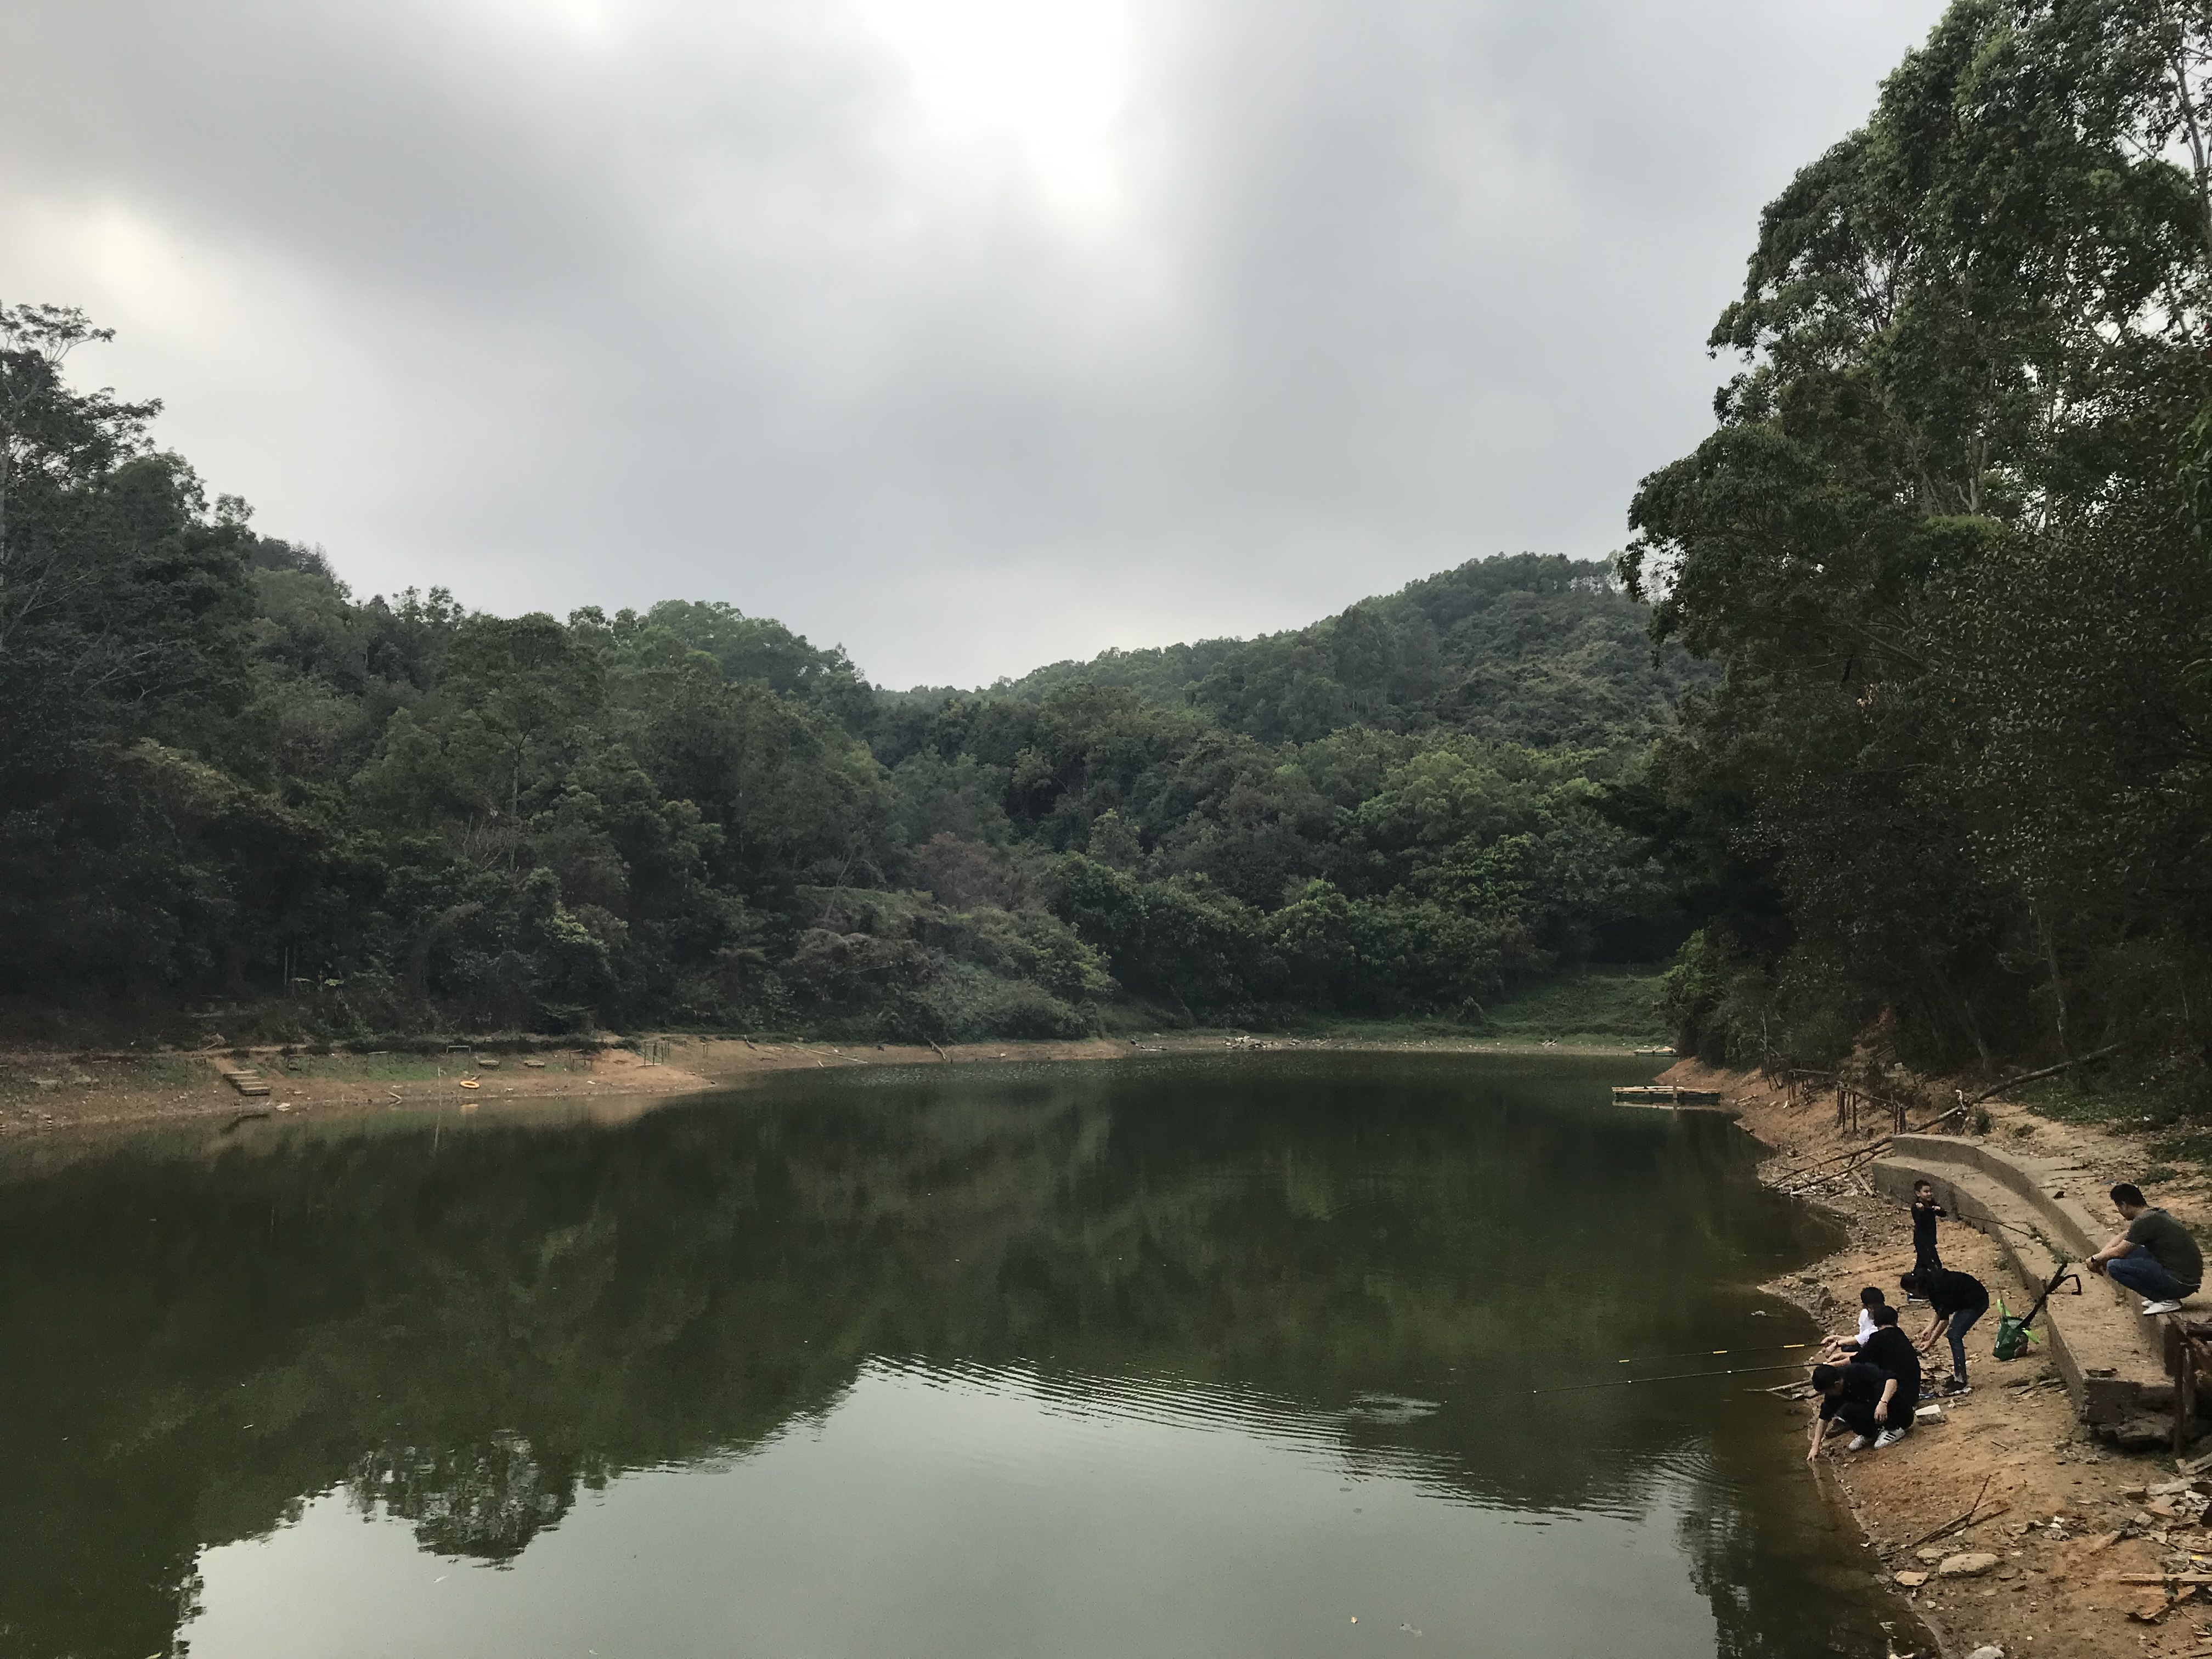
[1882,1134,2204,1359]
[1883,1134,2107,1254]
[1872,1139,2179,1425]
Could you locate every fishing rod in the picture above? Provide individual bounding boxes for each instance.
[1611,1342,1818,1365]
[1532,1361,1813,1396]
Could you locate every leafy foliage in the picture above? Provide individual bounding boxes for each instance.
[1618,0,2212,1087]
[995,554,1711,747]
[0,310,1684,1039]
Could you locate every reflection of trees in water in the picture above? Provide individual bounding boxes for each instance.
[1674,1448,1916,1658]
[0,1054,1840,1659]
[351,1432,586,1564]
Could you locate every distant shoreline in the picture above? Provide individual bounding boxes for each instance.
[0,1033,1662,1143]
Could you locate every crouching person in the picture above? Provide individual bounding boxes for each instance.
[1833,1304,1922,1442]
[1807,1361,1904,1462]
[2089,1182,2203,1317]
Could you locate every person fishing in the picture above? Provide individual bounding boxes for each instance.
[2087,1182,2203,1316]
[1820,1286,1890,1361]
[1901,1265,1988,1395]
[1806,1359,1904,1460]
[1910,1180,1947,1280]
[1831,1305,1921,1444]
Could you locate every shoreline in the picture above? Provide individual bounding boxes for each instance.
[1678,1059,2209,1659]
[0,1031,1651,1142]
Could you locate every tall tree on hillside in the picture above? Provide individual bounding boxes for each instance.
[1620,0,2212,1073]
[0,306,290,1000]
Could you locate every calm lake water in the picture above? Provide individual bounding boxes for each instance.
[0,1053,1910,1658]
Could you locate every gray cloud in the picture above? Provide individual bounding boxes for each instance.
[1,0,1946,685]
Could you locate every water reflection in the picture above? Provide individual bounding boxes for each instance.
[0,1053,1895,1658]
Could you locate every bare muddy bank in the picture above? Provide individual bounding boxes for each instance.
[0,1032,1647,1141]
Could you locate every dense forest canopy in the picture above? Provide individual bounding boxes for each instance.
[1620,0,2212,1087]
[0,307,1700,1040]
[982,556,1703,748]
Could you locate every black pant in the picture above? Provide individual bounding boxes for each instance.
[1833,1398,1905,1441]
[1914,1244,1944,1278]
[1832,1401,1877,1440]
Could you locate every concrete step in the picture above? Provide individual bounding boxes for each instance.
[1872,1148,2179,1425]
[211,1062,271,1097]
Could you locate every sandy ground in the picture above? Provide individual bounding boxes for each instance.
[1668,1059,2212,1659]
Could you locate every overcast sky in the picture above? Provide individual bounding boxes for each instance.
[2,0,1946,686]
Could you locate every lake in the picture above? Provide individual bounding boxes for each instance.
[0,1052,1911,1658]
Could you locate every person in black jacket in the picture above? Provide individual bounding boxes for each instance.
[1910,1180,1947,1279]
[1807,1361,1903,1461]
[1833,1306,1921,1445]
[1902,1267,1989,1394]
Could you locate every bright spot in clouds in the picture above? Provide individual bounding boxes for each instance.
[851,0,1134,220]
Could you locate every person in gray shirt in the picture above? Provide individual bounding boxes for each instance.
[2089,1183,2203,1316]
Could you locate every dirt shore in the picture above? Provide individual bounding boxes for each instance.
[0,1031,1641,1139]
[1668,1059,2212,1659]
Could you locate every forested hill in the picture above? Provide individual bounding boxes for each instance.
[973,555,1710,749]
[0,317,1686,1043]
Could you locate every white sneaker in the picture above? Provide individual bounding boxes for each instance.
[1846,1435,1870,1451]
[2143,1300,2184,1316]
[1874,1429,1905,1448]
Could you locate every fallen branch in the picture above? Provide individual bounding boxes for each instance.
[2111,1572,2212,1585]
[1897,1047,2120,1136]
[1958,1045,2122,1113]
[1781,1141,1894,1195]
[1773,1139,1895,1181]
[1903,1474,1995,1553]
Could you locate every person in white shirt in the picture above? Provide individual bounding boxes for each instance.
[1821,1286,1889,1361]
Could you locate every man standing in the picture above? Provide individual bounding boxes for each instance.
[1903,1266,1988,1395]
[2089,1183,2203,1317]
[1833,1305,1922,1446]
[1806,1361,1903,1461]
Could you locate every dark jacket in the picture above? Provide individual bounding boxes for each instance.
[1842,1325,1922,1406]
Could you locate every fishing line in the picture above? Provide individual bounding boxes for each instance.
[1532,1361,1813,1396]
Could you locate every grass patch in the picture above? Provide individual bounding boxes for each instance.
[1245,967,1670,1048]
[129,1056,205,1091]
[2020,1070,2204,1136]
[1470,965,1671,1047]
[2021,1071,2212,1186]
[2150,1131,2212,1169]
